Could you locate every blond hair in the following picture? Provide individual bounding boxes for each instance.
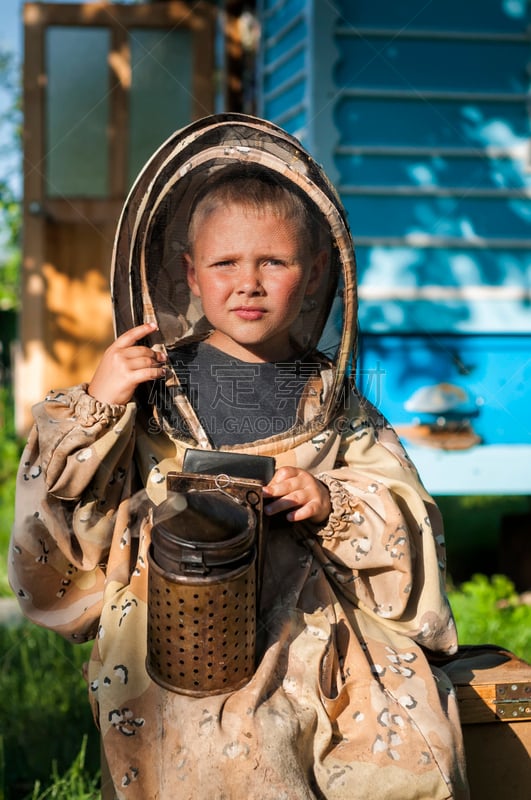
[187,164,325,255]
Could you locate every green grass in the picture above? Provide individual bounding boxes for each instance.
[25,737,100,800]
[0,621,100,800]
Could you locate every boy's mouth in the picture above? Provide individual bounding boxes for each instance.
[233,307,266,320]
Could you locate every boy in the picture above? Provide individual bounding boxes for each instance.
[88,165,332,525]
[10,114,468,799]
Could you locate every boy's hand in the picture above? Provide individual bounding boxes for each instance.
[88,323,166,405]
[263,466,331,524]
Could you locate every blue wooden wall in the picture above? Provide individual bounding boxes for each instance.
[257,0,530,494]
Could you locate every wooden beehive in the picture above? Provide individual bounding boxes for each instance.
[443,645,531,800]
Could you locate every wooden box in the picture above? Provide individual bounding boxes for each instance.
[443,645,531,800]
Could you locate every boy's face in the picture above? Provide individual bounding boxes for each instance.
[185,203,325,362]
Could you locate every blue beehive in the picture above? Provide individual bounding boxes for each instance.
[257,0,531,495]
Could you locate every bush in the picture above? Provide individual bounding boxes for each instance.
[448,573,531,662]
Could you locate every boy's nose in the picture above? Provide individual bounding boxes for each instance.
[236,266,265,294]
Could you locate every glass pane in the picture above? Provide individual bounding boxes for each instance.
[129,28,192,186]
[46,27,110,197]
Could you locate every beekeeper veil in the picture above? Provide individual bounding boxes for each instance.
[111,113,357,435]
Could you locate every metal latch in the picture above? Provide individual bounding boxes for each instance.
[495,683,531,719]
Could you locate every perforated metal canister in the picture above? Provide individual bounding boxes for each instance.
[147,489,257,695]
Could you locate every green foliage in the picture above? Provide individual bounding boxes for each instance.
[26,737,100,800]
[0,46,22,312]
[0,387,22,597]
[0,40,23,591]
[0,622,99,800]
[0,178,21,310]
[439,494,530,584]
[448,573,531,662]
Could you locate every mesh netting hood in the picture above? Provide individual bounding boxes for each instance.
[111,113,358,437]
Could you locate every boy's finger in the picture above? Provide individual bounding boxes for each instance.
[264,467,298,493]
[263,495,297,516]
[270,466,298,483]
[115,322,158,348]
[264,474,304,499]
[124,346,166,363]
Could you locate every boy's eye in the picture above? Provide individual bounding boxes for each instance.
[263,258,287,267]
[212,260,235,268]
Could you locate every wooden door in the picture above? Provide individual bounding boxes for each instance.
[18,1,215,432]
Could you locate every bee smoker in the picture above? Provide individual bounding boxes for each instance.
[147,472,264,696]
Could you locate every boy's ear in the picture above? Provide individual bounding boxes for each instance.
[184,254,201,297]
[305,250,327,296]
